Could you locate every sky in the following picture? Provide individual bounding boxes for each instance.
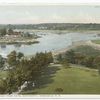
[0,5,100,24]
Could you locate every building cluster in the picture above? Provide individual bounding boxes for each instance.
[0,29,33,39]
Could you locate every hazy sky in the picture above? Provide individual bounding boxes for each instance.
[0,5,100,24]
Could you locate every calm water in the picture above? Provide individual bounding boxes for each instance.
[0,31,100,57]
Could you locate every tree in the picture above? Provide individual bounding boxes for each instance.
[2,51,54,94]
[0,79,7,94]
[17,52,24,60]
[93,56,100,74]
[46,52,53,64]
[6,71,18,94]
[61,59,70,68]
[7,51,17,68]
[56,54,63,62]
[0,55,5,68]
[0,28,7,36]
[74,52,85,64]
[8,28,13,35]
[65,50,75,63]
[84,56,94,68]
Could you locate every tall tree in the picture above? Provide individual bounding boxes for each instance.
[0,55,5,68]
[65,50,75,63]
[0,28,7,36]
[7,51,17,68]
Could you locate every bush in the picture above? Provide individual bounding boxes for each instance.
[55,88,63,93]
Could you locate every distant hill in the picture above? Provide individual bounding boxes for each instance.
[0,23,100,30]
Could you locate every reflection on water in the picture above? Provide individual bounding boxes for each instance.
[0,32,100,57]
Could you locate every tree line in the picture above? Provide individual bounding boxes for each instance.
[0,51,53,94]
[57,50,100,71]
[1,23,100,30]
[0,28,14,36]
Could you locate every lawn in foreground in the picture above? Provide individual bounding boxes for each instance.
[21,64,100,94]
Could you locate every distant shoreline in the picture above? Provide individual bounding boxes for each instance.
[0,40,39,45]
[12,29,100,34]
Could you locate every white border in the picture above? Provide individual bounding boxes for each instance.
[1,94,100,99]
[0,0,100,99]
[0,0,100,3]
[0,0,100,5]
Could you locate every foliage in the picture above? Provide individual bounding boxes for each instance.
[0,28,7,36]
[73,45,100,57]
[7,51,24,68]
[1,23,100,30]
[57,46,100,72]
[17,52,24,59]
[83,56,95,68]
[0,79,7,94]
[93,56,100,74]
[65,50,76,64]
[55,88,63,93]
[0,51,53,94]
[8,28,13,35]
[7,51,18,68]
[0,55,5,68]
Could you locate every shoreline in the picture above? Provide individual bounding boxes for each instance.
[1,40,100,58]
[0,39,39,45]
[0,41,39,45]
[16,29,100,35]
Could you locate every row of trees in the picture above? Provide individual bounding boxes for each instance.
[0,28,14,36]
[0,51,53,94]
[0,28,7,36]
[57,50,100,70]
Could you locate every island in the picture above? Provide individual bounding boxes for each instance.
[0,28,39,45]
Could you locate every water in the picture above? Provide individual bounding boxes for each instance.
[0,31,100,57]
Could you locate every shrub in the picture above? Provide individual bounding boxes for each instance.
[55,88,63,93]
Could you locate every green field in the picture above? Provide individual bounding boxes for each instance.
[92,40,100,44]
[21,64,100,94]
[1,63,100,94]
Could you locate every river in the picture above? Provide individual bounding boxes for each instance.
[0,31,100,57]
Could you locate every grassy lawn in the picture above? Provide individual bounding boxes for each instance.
[21,64,100,94]
[73,45,100,57]
[92,40,100,44]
